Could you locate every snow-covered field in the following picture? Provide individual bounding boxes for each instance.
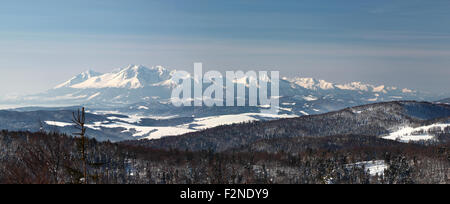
[188,113,297,130]
[299,111,309,116]
[346,160,388,176]
[45,121,73,127]
[382,123,449,143]
[45,113,298,140]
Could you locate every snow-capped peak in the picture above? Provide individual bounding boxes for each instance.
[286,77,335,90]
[285,77,402,94]
[336,82,392,93]
[54,69,102,89]
[152,65,169,76]
[336,82,370,91]
[63,65,172,89]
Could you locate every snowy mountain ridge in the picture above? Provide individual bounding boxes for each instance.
[55,65,173,89]
[285,77,414,94]
[54,70,103,89]
[57,64,416,94]
[0,64,443,115]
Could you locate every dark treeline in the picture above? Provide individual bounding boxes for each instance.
[0,130,448,184]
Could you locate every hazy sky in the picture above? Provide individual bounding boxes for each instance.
[1,0,449,96]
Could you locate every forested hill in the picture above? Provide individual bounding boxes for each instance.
[127,101,450,152]
[1,130,449,184]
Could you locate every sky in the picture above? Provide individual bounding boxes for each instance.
[0,0,449,96]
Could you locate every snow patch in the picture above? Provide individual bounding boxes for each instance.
[87,92,101,100]
[402,88,414,93]
[303,95,318,101]
[299,111,309,116]
[346,160,388,176]
[189,113,297,131]
[137,106,149,110]
[382,123,450,143]
[44,121,73,127]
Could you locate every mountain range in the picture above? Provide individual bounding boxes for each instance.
[1,65,444,116]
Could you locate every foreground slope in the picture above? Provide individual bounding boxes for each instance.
[132,101,450,152]
[1,130,449,184]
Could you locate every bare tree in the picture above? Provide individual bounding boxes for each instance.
[72,107,88,184]
[38,117,44,133]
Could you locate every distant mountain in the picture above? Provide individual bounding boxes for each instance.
[54,70,103,89]
[134,101,450,152]
[57,65,173,89]
[0,65,443,117]
[13,65,175,108]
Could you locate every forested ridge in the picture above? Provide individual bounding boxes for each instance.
[131,101,450,152]
[0,130,448,184]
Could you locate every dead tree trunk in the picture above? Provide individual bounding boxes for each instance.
[73,107,87,184]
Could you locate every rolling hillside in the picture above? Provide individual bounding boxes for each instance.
[132,101,450,152]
